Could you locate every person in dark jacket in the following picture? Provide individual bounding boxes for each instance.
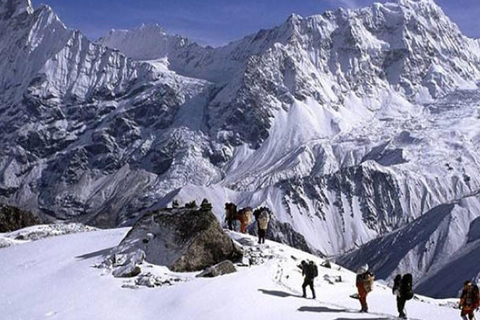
[393,274,414,319]
[300,260,318,299]
[253,207,271,244]
[459,280,480,320]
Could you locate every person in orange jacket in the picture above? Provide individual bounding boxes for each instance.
[460,280,479,320]
[356,264,374,313]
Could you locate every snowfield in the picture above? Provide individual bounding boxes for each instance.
[0,226,462,320]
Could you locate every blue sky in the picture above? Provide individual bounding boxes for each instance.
[35,0,480,46]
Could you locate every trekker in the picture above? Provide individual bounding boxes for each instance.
[224,203,237,231]
[356,264,374,312]
[237,207,253,233]
[459,280,479,320]
[300,260,318,299]
[393,274,414,319]
[253,207,271,244]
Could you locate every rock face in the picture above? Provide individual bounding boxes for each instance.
[0,204,40,232]
[117,205,243,272]
[247,218,316,255]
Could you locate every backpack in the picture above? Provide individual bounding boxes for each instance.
[311,262,318,278]
[474,285,480,307]
[462,284,480,308]
[304,261,318,279]
[393,274,402,295]
[362,272,375,293]
[400,273,414,300]
[258,209,270,230]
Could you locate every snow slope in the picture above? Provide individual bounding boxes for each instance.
[0,226,462,320]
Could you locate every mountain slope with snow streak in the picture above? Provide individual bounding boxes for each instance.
[338,191,480,297]
[0,226,462,319]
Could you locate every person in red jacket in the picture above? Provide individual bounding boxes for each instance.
[460,280,479,320]
[356,264,374,313]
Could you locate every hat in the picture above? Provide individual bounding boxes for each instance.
[357,264,369,274]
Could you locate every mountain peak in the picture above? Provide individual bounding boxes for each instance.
[397,0,436,5]
[395,0,445,14]
[138,23,166,34]
[0,0,33,19]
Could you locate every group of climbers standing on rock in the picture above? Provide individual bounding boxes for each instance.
[224,202,272,244]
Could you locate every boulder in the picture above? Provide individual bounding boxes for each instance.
[196,260,237,278]
[107,250,145,278]
[114,205,243,272]
[112,263,141,278]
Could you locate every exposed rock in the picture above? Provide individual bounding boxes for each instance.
[112,205,243,272]
[135,273,157,287]
[9,223,96,241]
[196,260,237,278]
[0,204,41,232]
[112,250,146,267]
[102,250,146,278]
[112,264,141,278]
[247,218,317,255]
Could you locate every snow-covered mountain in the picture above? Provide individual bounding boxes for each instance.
[1,0,480,297]
[0,225,463,319]
[338,191,480,298]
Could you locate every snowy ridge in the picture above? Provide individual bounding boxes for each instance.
[0,226,462,319]
[0,1,154,106]
[1,0,480,297]
[0,222,96,248]
[98,24,191,62]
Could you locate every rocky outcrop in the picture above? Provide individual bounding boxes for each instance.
[112,203,243,272]
[0,204,40,232]
[196,260,237,278]
[107,250,146,278]
[112,264,142,278]
[247,218,316,255]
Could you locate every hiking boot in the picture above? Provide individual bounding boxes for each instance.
[399,313,407,319]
